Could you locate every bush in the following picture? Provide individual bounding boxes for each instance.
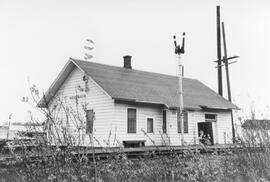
[1,84,270,181]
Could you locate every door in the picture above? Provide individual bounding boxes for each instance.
[198,122,214,145]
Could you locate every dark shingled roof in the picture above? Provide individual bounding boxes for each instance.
[70,59,237,110]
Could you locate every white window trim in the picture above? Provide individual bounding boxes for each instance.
[184,111,189,134]
[204,112,218,122]
[177,111,189,134]
[145,116,155,134]
[127,107,137,134]
[162,109,168,134]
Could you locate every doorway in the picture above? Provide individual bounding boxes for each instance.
[198,122,214,145]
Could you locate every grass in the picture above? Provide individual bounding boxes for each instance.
[1,132,270,182]
[1,84,268,181]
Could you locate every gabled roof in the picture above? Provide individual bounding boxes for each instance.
[38,58,238,110]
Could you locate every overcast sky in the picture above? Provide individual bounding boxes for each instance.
[0,0,269,124]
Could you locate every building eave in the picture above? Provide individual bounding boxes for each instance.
[113,97,169,109]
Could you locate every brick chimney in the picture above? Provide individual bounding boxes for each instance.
[123,55,132,69]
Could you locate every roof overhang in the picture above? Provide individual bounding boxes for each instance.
[113,98,239,111]
[37,58,240,112]
[113,97,169,109]
[198,105,240,111]
[169,106,201,111]
[37,59,77,108]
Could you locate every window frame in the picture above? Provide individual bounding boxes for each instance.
[162,110,167,134]
[177,111,188,134]
[127,108,137,133]
[146,117,154,133]
[86,109,95,134]
[205,113,217,122]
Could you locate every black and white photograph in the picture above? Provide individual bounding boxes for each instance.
[0,0,270,181]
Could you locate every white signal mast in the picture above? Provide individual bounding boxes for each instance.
[173,33,186,146]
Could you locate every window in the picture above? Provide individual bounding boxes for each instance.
[86,110,94,133]
[205,114,217,122]
[163,110,167,133]
[127,108,136,133]
[184,112,188,133]
[147,118,154,133]
[177,111,188,133]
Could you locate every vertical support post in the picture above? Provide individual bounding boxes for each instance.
[173,33,185,146]
[176,54,184,146]
[217,6,223,96]
[222,22,231,101]
[221,22,235,143]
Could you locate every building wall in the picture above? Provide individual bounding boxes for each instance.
[113,103,166,146]
[48,67,114,146]
[166,110,232,145]
[112,104,233,146]
[48,66,233,147]
[215,111,233,144]
[166,110,197,145]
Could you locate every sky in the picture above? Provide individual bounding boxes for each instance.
[0,0,270,124]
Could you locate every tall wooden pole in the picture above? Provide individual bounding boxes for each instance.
[221,22,236,142]
[222,22,231,101]
[176,53,184,145]
[174,33,185,146]
[217,6,223,96]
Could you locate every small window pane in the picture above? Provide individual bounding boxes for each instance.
[178,111,188,133]
[205,114,217,122]
[163,111,167,133]
[86,110,94,134]
[177,110,181,133]
[127,109,136,133]
[184,112,188,133]
[147,118,154,133]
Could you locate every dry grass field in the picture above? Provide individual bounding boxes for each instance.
[1,87,268,182]
[1,129,270,182]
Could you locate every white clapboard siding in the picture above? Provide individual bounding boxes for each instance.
[48,66,233,147]
[113,103,165,146]
[112,105,233,146]
[167,110,233,145]
[48,67,114,147]
[167,110,197,145]
[192,111,232,144]
[216,111,233,144]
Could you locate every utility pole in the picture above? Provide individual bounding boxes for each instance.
[214,22,238,143]
[222,22,231,101]
[217,6,223,96]
[173,33,185,146]
[214,6,239,143]
[221,22,238,142]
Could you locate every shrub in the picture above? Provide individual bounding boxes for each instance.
[1,84,270,181]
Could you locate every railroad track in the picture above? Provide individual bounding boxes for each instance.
[0,144,267,166]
